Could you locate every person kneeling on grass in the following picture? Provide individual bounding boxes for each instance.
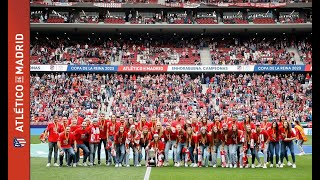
[146,134,165,167]
[57,126,77,167]
[279,120,297,168]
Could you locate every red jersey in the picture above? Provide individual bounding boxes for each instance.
[267,128,280,142]
[125,131,140,148]
[70,125,80,133]
[228,121,241,130]
[256,129,269,143]
[148,121,157,131]
[294,126,303,140]
[229,130,244,144]
[186,134,197,146]
[222,130,233,145]
[99,120,108,139]
[68,116,84,125]
[163,129,177,142]
[117,121,127,132]
[211,132,223,144]
[107,121,117,136]
[239,122,256,131]
[46,122,61,142]
[199,122,212,132]
[58,132,75,148]
[261,121,272,130]
[148,140,165,153]
[137,121,149,131]
[191,122,200,133]
[176,130,187,143]
[280,129,296,142]
[114,132,126,145]
[74,127,89,144]
[197,133,211,146]
[172,120,185,129]
[212,122,223,131]
[88,125,101,144]
[58,122,68,133]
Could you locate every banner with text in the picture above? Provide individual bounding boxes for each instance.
[67,65,118,72]
[30,65,68,71]
[167,65,255,72]
[305,65,312,72]
[254,65,306,72]
[118,65,168,72]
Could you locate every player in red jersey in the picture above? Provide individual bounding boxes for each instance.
[125,125,141,167]
[172,113,185,130]
[88,118,101,166]
[278,115,290,166]
[68,109,84,125]
[97,113,108,166]
[279,120,296,168]
[114,126,126,167]
[261,114,272,131]
[210,126,222,167]
[106,114,117,165]
[163,122,177,166]
[139,125,153,166]
[146,134,165,167]
[57,126,77,167]
[199,116,212,132]
[244,124,259,168]
[191,115,200,134]
[239,114,256,132]
[149,115,158,132]
[255,122,269,168]
[74,122,90,166]
[44,115,61,167]
[197,127,211,167]
[267,121,281,168]
[220,123,231,167]
[153,121,164,138]
[59,117,69,133]
[137,114,149,131]
[185,126,198,167]
[212,114,222,131]
[175,124,187,167]
[228,124,242,168]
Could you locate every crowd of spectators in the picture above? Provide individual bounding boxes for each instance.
[30,72,312,125]
[209,37,297,65]
[30,35,311,65]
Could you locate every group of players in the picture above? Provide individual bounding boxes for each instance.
[44,109,307,169]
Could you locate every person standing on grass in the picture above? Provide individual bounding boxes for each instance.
[97,113,108,166]
[210,126,223,168]
[163,122,177,167]
[280,120,297,168]
[255,122,269,168]
[197,127,211,167]
[244,124,260,168]
[220,123,231,168]
[88,118,101,166]
[294,120,308,155]
[186,126,198,167]
[74,122,90,166]
[43,115,61,167]
[125,124,141,167]
[278,115,291,166]
[139,125,153,166]
[114,126,126,167]
[175,124,187,167]
[57,126,77,167]
[107,114,118,166]
[267,121,281,168]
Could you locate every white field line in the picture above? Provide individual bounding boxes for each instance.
[144,167,152,180]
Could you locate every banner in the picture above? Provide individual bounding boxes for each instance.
[254,65,305,72]
[118,65,168,72]
[8,0,30,179]
[305,65,312,71]
[67,65,118,72]
[93,3,122,8]
[207,2,286,8]
[167,65,254,72]
[30,65,68,71]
